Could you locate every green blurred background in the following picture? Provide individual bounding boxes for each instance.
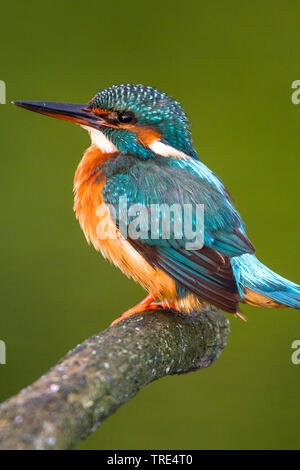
[0,0,299,450]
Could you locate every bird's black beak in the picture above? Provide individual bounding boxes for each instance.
[12,100,105,129]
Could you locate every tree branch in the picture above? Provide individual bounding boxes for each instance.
[0,307,229,450]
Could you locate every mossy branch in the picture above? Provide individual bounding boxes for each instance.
[0,307,229,450]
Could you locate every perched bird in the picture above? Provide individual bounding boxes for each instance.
[13,84,300,324]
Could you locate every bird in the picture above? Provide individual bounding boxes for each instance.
[13,84,300,325]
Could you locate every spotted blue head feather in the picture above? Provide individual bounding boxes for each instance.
[88,84,197,158]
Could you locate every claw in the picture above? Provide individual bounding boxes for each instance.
[234,311,248,322]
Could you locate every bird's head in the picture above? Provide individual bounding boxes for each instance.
[13,84,198,160]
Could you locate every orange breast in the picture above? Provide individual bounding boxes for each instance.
[73,144,177,301]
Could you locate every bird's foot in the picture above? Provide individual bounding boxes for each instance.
[110,296,177,326]
[110,294,157,326]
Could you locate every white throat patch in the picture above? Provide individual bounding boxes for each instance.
[81,126,118,154]
[81,126,190,160]
[149,139,189,160]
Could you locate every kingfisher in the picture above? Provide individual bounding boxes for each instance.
[13,84,300,325]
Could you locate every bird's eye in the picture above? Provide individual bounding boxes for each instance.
[117,111,135,124]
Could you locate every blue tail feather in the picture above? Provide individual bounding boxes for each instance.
[231,254,300,309]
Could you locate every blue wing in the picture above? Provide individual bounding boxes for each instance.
[102,155,255,312]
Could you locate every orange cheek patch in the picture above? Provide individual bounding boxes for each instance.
[120,124,161,146]
[136,126,161,146]
[82,110,162,146]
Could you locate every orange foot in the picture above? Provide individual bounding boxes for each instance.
[111,294,157,326]
[110,296,176,326]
